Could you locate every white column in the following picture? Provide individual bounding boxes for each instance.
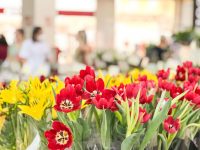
[174,0,193,31]
[22,0,55,47]
[96,0,115,50]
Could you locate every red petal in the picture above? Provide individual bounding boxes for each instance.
[96,78,104,91]
[54,105,62,112]
[52,121,66,131]
[169,127,177,134]
[44,129,56,139]
[66,85,76,99]
[142,113,151,123]
[85,75,96,92]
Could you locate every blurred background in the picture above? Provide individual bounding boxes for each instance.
[0,0,200,81]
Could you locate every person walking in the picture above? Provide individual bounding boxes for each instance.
[19,27,51,76]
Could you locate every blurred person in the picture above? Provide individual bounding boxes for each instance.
[8,29,24,62]
[75,30,92,65]
[155,36,169,60]
[19,27,51,76]
[0,34,8,65]
[147,36,169,62]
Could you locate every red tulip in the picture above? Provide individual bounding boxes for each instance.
[65,75,84,96]
[183,81,195,91]
[79,66,95,79]
[125,83,138,99]
[192,96,200,105]
[93,89,117,111]
[170,86,183,99]
[125,83,153,104]
[163,116,180,134]
[54,85,81,113]
[185,92,200,105]
[156,68,170,80]
[85,76,104,93]
[82,75,105,103]
[139,107,151,123]
[183,61,193,69]
[45,121,73,150]
[138,75,147,81]
[187,67,199,83]
[195,86,200,95]
[158,78,174,91]
[175,66,186,81]
[137,75,156,89]
[185,91,196,101]
[112,84,126,100]
[93,95,113,110]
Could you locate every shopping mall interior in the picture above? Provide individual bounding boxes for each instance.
[0,0,199,80]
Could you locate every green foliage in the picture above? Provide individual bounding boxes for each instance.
[0,118,16,150]
[101,110,112,150]
[121,130,144,150]
[140,99,171,150]
[172,30,195,45]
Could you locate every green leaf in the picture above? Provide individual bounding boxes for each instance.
[121,130,144,150]
[184,123,200,129]
[106,77,112,88]
[72,121,83,141]
[114,111,122,123]
[51,86,56,98]
[158,133,168,150]
[174,101,190,119]
[77,118,91,140]
[101,110,111,150]
[139,100,171,150]
[72,141,83,150]
[153,90,166,120]
[86,105,94,123]
[115,101,125,115]
[57,112,69,126]
[115,123,126,136]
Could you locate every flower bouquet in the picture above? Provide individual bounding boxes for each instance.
[44,61,199,150]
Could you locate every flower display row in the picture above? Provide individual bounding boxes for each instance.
[0,61,200,150]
